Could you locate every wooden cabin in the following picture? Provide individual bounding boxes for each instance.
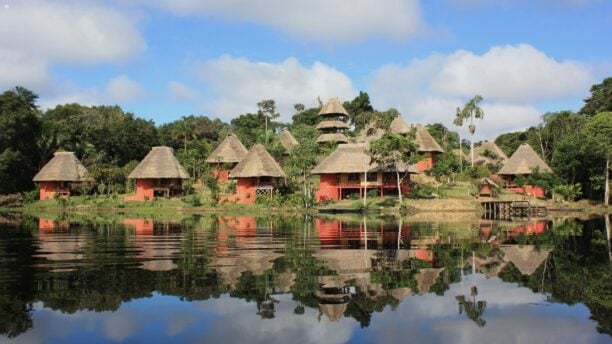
[206,134,249,183]
[226,144,286,204]
[478,178,499,197]
[415,125,444,172]
[32,151,90,200]
[311,143,418,202]
[316,97,350,144]
[498,143,552,198]
[125,146,190,201]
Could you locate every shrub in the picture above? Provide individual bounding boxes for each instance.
[182,194,203,207]
[553,184,582,202]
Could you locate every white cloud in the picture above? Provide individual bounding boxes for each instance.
[368,44,592,139]
[140,0,426,43]
[0,49,51,91]
[0,1,145,64]
[168,81,199,100]
[106,75,144,103]
[192,55,355,120]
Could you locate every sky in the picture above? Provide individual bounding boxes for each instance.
[1,0,611,139]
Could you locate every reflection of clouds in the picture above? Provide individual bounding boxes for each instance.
[4,278,608,344]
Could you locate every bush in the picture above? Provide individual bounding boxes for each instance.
[182,194,202,207]
[553,183,582,202]
[367,189,380,198]
[22,188,39,204]
[407,184,436,199]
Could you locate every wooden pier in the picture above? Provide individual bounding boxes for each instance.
[481,200,547,220]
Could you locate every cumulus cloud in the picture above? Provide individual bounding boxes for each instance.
[192,55,355,120]
[0,0,145,64]
[140,0,426,42]
[106,75,144,103]
[0,49,51,91]
[368,44,592,139]
[168,81,199,100]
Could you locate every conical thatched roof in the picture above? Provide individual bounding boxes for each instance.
[206,134,248,163]
[498,143,552,175]
[479,177,499,188]
[319,303,348,322]
[355,124,384,143]
[229,144,287,178]
[311,143,418,174]
[415,125,444,153]
[472,140,508,165]
[33,152,89,182]
[316,133,349,144]
[389,116,411,135]
[316,120,350,130]
[128,146,189,179]
[319,97,349,116]
[279,130,299,151]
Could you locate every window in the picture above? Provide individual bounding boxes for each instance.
[348,173,360,183]
[383,172,396,182]
[366,172,377,182]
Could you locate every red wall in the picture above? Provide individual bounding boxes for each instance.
[315,174,340,202]
[210,163,231,183]
[39,181,71,200]
[223,178,256,204]
[125,179,155,202]
[416,153,436,172]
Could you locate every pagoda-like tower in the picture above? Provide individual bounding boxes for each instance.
[316,97,349,144]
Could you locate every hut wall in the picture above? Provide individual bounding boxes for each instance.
[416,153,436,172]
[39,181,70,200]
[233,178,256,204]
[478,184,492,197]
[210,162,232,183]
[316,174,340,202]
[125,179,155,202]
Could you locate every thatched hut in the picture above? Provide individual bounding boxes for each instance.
[415,125,444,172]
[389,116,411,135]
[472,140,508,166]
[279,129,299,151]
[227,144,286,204]
[311,143,418,202]
[33,151,90,200]
[498,143,552,196]
[478,178,499,197]
[206,134,249,182]
[316,97,349,144]
[126,146,189,201]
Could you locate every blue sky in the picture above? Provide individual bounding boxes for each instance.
[1,0,610,138]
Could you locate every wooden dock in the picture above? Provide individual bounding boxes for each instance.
[481,200,547,220]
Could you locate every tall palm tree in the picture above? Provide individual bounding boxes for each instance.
[455,95,485,168]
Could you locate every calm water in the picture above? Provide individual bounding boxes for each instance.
[0,213,610,344]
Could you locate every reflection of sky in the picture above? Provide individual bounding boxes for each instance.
[2,275,608,344]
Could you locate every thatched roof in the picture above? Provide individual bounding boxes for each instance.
[479,177,499,188]
[319,303,348,322]
[279,130,299,151]
[206,134,248,163]
[316,133,349,144]
[501,246,550,275]
[128,146,190,179]
[311,143,419,174]
[354,125,384,143]
[229,144,287,178]
[472,140,508,165]
[415,125,444,153]
[389,116,411,135]
[33,151,89,182]
[498,143,552,175]
[316,120,350,130]
[319,97,349,116]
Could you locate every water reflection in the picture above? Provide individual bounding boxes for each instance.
[0,213,609,343]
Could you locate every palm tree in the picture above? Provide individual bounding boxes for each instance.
[455,95,484,168]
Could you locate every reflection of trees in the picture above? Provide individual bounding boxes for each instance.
[455,286,487,327]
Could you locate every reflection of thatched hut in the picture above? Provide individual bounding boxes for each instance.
[389,116,411,135]
[415,125,444,172]
[33,152,90,200]
[211,250,283,288]
[472,140,508,166]
[279,130,299,151]
[316,98,349,144]
[311,143,418,202]
[501,246,550,275]
[319,303,348,322]
[416,268,444,295]
[126,146,189,201]
[206,134,249,182]
[227,144,286,204]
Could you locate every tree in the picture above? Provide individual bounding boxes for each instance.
[426,123,459,151]
[581,112,612,205]
[257,99,279,143]
[455,95,485,168]
[368,132,418,203]
[0,87,41,193]
[580,77,612,116]
[344,91,374,128]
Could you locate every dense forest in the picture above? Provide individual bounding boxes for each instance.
[0,78,610,203]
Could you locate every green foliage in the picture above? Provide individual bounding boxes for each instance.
[464,165,490,179]
[343,91,374,128]
[454,95,484,136]
[426,123,460,150]
[580,77,612,116]
[430,152,461,179]
[291,107,320,127]
[181,194,203,207]
[407,184,436,199]
[553,184,582,202]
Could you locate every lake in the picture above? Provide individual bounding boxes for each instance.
[0,213,610,343]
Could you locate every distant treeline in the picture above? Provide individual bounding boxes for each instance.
[0,78,610,201]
